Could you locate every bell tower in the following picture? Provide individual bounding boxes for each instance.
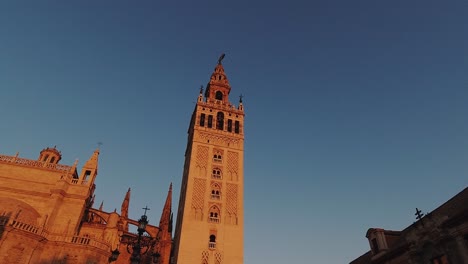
[174,54,245,264]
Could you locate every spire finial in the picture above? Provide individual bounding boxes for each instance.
[239,94,243,103]
[218,53,225,65]
[199,85,204,94]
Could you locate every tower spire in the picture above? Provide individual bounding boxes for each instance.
[84,149,99,170]
[204,54,231,102]
[157,183,173,264]
[78,148,100,186]
[159,183,172,227]
[121,188,130,219]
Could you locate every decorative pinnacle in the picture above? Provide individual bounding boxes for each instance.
[239,94,243,103]
[199,85,204,95]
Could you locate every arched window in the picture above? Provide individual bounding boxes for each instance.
[216,112,224,130]
[235,121,240,134]
[209,235,216,243]
[211,183,221,200]
[209,235,216,249]
[43,154,49,162]
[208,115,213,128]
[213,154,222,163]
[227,119,233,132]
[208,206,220,223]
[215,91,223,100]
[50,157,56,163]
[200,114,206,127]
[212,168,222,179]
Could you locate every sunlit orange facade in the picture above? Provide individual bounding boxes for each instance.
[350,188,468,264]
[173,57,245,264]
[0,147,172,264]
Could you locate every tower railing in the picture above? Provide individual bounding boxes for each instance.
[208,242,216,249]
[208,217,220,223]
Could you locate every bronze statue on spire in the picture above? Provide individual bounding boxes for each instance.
[218,53,225,64]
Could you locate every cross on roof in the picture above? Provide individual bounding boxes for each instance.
[142,206,151,216]
[415,208,424,220]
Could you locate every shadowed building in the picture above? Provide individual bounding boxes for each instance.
[173,56,245,264]
[0,147,172,264]
[350,187,468,264]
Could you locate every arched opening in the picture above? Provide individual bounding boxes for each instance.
[215,91,223,100]
[211,183,221,200]
[208,115,213,128]
[200,113,206,127]
[227,119,233,132]
[209,235,216,243]
[208,206,220,223]
[213,153,222,163]
[212,168,222,179]
[216,112,224,130]
[235,121,240,134]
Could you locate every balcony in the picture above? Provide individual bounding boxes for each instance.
[208,242,216,249]
[209,217,220,223]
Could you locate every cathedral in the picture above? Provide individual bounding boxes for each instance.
[0,56,244,264]
[0,147,172,264]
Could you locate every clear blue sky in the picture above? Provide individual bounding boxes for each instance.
[1,1,467,263]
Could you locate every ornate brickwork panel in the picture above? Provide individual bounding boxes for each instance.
[191,178,206,220]
[215,252,223,264]
[198,132,240,147]
[226,183,238,225]
[227,151,239,181]
[196,146,209,177]
[201,250,209,264]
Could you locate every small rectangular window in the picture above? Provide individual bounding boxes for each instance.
[208,115,213,128]
[227,119,232,132]
[200,114,206,127]
[234,121,240,134]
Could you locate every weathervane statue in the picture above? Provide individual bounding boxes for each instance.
[218,53,225,64]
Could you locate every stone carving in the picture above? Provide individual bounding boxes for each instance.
[215,252,223,264]
[227,151,239,181]
[191,178,206,220]
[201,250,209,264]
[226,183,238,225]
[197,132,240,147]
[196,146,209,177]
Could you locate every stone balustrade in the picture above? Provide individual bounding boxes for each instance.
[2,219,111,252]
[0,154,72,172]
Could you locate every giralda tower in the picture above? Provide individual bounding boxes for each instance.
[174,55,244,264]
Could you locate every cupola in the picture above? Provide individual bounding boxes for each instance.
[38,146,62,164]
[204,54,231,103]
